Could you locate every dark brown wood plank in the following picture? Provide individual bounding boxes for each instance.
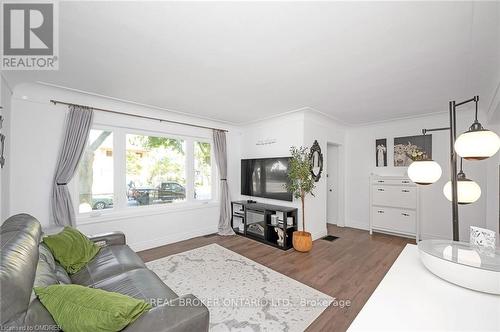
[138,225,414,332]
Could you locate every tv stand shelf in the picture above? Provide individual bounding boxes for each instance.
[231,201,298,250]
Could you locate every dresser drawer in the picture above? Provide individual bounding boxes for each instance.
[372,207,416,234]
[372,186,416,209]
[372,178,413,186]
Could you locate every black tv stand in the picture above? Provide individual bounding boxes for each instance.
[231,201,298,250]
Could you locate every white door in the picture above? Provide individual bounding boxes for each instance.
[327,144,339,225]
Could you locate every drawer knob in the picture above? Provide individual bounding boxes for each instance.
[402,180,410,184]
[402,189,410,193]
[377,210,384,214]
[377,188,385,192]
[401,213,410,217]
[378,180,385,183]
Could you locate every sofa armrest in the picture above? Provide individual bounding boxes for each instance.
[124,294,209,332]
[87,231,126,246]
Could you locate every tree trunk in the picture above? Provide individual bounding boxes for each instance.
[79,152,95,205]
[79,131,111,206]
[301,189,305,232]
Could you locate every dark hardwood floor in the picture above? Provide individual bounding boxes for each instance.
[138,225,415,332]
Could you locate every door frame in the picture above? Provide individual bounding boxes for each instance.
[326,141,345,227]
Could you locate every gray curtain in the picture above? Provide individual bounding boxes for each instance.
[51,105,94,226]
[213,130,235,236]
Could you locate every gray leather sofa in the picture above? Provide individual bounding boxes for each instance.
[0,214,209,331]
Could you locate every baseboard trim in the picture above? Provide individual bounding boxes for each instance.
[345,220,369,231]
[312,229,328,241]
[131,225,218,252]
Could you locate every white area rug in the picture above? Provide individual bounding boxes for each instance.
[146,244,333,332]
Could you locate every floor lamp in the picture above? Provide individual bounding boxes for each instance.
[407,96,500,241]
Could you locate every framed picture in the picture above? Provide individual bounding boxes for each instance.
[394,135,432,167]
[375,138,387,167]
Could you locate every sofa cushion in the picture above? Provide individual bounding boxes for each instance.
[34,284,151,332]
[71,245,146,286]
[42,227,101,274]
[1,214,42,326]
[91,268,178,306]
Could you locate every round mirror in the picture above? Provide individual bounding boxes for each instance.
[310,140,323,182]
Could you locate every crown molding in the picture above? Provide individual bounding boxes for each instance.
[353,109,451,127]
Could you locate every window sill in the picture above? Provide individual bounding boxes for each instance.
[76,200,219,225]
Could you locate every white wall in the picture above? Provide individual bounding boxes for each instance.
[303,111,346,238]
[239,110,347,240]
[346,112,490,241]
[238,112,304,222]
[6,83,240,251]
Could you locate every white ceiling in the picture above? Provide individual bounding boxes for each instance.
[3,1,500,125]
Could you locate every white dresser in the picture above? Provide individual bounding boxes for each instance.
[369,175,419,240]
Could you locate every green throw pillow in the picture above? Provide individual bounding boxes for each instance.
[42,227,100,274]
[34,284,151,332]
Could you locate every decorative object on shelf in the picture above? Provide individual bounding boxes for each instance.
[375,138,387,167]
[233,215,244,233]
[0,115,5,169]
[270,215,278,226]
[256,138,277,146]
[309,140,323,182]
[394,135,432,167]
[408,95,500,241]
[274,227,285,247]
[276,211,284,221]
[286,146,316,252]
[470,226,496,253]
[287,217,293,227]
[443,158,481,204]
[418,239,500,295]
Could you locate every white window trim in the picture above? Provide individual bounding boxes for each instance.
[193,138,218,202]
[72,124,219,225]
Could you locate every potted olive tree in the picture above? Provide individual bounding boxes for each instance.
[286,146,315,252]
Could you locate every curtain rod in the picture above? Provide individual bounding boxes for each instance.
[49,99,229,132]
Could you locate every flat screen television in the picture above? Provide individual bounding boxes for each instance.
[241,157,293,201]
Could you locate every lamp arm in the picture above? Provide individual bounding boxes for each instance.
[421,127,450,135]
[454,96,478,107]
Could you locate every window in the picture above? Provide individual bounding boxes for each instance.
[126,134,186,207]
[75,127,216,219]
[194,141,212,200]
[78,129,113,213]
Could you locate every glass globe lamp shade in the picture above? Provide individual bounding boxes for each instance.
[443,178,481,205]
[455,128,500,160]
[407,160,442,185]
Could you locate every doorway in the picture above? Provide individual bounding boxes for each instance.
[326,143,340,225]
